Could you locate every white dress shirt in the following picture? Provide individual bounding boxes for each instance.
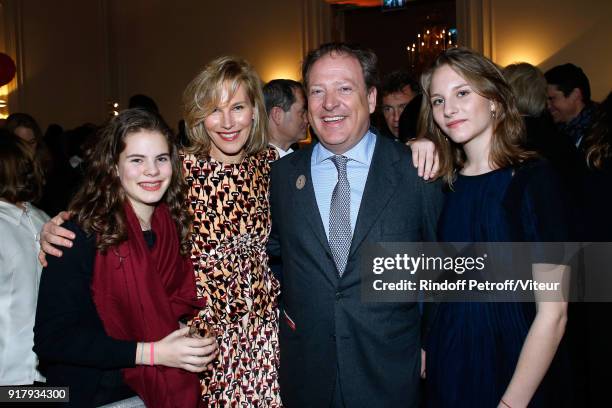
[0,201,49,385]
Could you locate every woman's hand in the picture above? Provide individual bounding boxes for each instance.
[150,327,218,373]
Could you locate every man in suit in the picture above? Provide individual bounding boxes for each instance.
[268,43,442,407]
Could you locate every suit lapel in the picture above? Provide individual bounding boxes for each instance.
[349,136,400,259]
[289,146,332,257]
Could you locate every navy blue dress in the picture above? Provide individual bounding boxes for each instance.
[425,161,570,408]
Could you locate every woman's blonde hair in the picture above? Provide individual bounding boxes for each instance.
[419,47,533,185]
[182,56,268,157]
[503,62,547,117]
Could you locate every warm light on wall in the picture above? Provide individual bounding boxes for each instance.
[491,6,612,101]
[491,14,609,69]
[496,45,549,67]
[0,85,9,119]
[255,53,302,84]
[260,66,301,83]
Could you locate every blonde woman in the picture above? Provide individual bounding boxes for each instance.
[182,56,281,406]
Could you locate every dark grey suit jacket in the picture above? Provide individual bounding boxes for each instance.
[269,133,443,407]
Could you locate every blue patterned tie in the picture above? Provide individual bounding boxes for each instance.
[329,155,352,276]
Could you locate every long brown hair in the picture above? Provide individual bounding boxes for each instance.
[182,56,268,158]
[69,108,192,255]
[0,129,44,204]
[419,47,533,185]
[5,112,49,191]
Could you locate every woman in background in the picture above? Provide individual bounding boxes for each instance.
[6,112,45,156]
[421,48,569,407]
[5,113,48,189]
[0,130,49,386]
[34,108,217,407]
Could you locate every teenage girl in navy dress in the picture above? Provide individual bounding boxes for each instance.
[420,48,570,408]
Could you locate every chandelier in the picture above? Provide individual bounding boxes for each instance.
[407,26,457,69]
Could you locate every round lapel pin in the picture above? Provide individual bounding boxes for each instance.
[296,175,306,190]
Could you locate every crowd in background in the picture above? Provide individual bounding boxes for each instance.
[0,42,611,408]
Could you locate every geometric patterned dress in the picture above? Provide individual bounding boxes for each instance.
[182,147,282,407]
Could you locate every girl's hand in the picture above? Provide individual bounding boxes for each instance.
[150,327,218,372]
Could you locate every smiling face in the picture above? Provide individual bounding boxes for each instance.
[116,129,172,221]
[546,84,583,124]
[429,64,494,148]
[382,86,416,138]
[203,82,254,163]
[306,53,377,154]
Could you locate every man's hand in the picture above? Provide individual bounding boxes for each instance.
[38,211,74,267]
[407,138,439,181]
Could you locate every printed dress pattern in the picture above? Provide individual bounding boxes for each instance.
[183,147,281,407]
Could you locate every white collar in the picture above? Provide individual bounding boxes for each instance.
[0,200,27,226]
[312,130,376,166]
[270,143,294,158]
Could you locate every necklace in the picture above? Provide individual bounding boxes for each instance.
[136,215,152,231]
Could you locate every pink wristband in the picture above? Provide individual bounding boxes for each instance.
[150,342,154,366]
